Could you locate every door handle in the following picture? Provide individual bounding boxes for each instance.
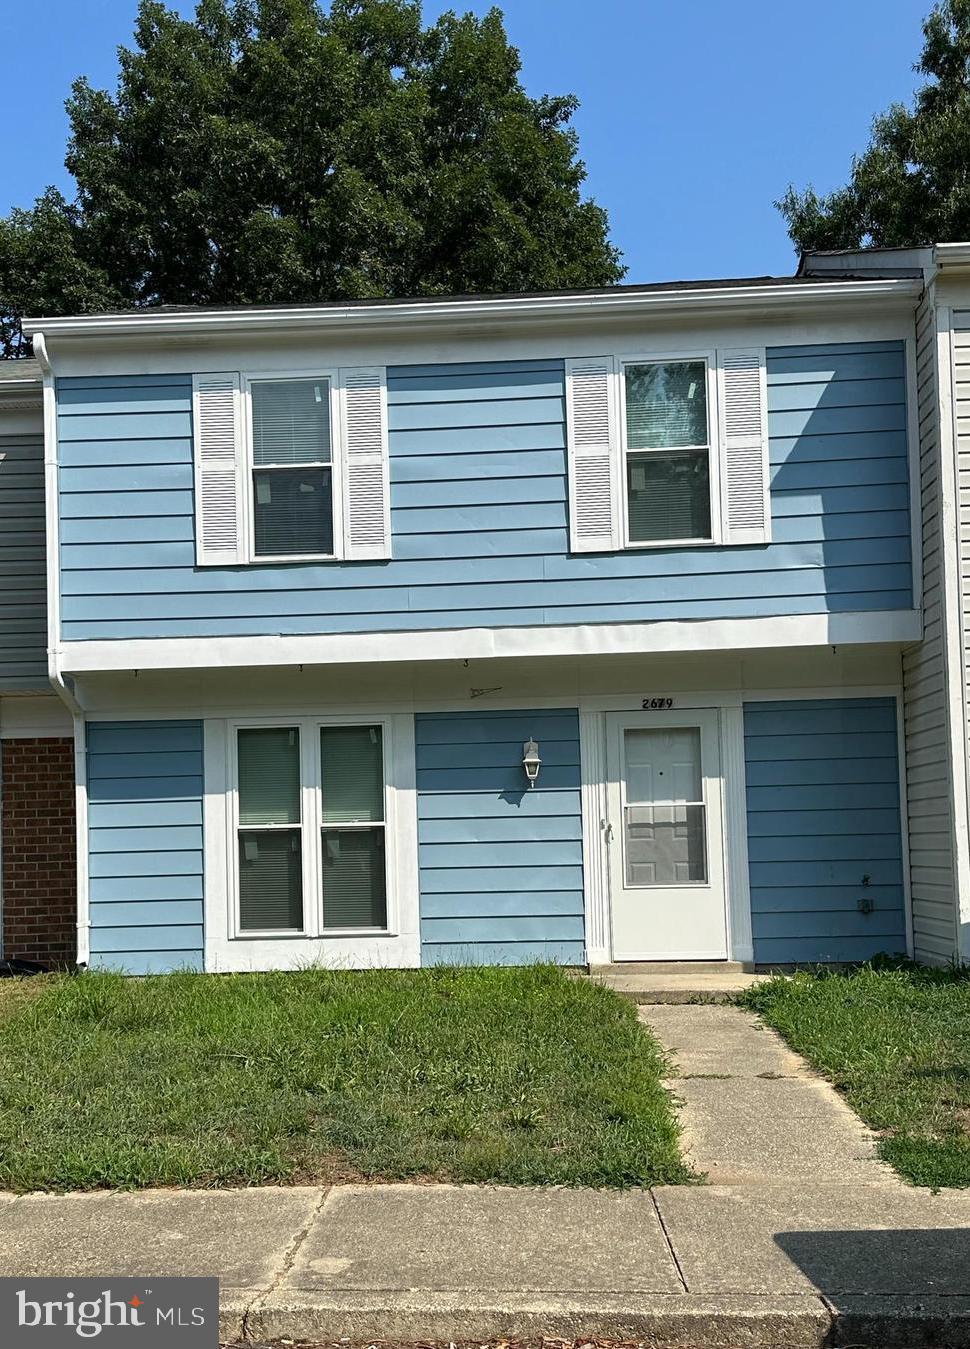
[602,819,614,843]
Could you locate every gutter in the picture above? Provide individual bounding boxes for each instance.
[33,332,89,966]
[21,277,924,341]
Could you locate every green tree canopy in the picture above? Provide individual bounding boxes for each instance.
[0,0,623,355]
[781,0,970,253]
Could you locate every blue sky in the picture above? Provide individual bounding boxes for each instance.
[0,0,926,283]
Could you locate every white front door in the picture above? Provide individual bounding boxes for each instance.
[605,710,727,960]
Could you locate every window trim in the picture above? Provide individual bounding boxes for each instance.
[617,348,722,550]
[241,370,345,565]
[227,713,397,940]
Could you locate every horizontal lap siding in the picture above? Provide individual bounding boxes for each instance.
[0,429,47,686]
[744,697,907,964]
[415,709,584,965]
[904,296,957,963]
[57,343,911,640]
[87,720,204,974]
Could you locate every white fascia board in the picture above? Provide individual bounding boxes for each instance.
[22,278,922,342]
[58,609,922,675]
[935,242,970,271]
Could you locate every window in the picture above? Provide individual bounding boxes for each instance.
[233,721,389,935]
[622,727,707,887]
[564,348,769,554]
[250,378,334,558]
[237,727,304,931]
[321,726,387,929]
[622,360,712,545]
[192,367,391,566]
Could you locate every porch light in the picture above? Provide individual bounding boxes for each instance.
[522,738,542,789]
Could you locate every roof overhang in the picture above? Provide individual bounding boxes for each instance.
[22,277,923,344]
[934,242,970,275]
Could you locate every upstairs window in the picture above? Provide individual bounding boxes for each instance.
[251,378,335,559]
[192,367,390,566]
[566,348,770,553]
[623,360,712,545]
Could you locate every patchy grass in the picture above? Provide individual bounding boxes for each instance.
[0,974,58,1024]
[0,964,692,1192]
[741,963,970,1187]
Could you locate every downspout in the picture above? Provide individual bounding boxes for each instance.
[34,333,89,966]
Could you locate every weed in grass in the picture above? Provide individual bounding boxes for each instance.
[740,962,970,1187]
[0,964,694,1192]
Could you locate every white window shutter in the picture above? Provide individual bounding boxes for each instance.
[566,356,620,553]
[340,366,391,560]
[192,372,244,565]
[716,347,771,545]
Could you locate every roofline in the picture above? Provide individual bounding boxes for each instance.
[22,276,923,341]
[935,242,970,271]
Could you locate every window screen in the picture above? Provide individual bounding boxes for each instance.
[250,379,333,557]
[237,727,304,930]
[320,725,387,929]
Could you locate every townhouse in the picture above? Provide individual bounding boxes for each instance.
[0,248,967,973]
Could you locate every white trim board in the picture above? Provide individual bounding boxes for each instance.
[24,278,921,344]
[32,310,916,382]
[57,610,922,676]
[0,695,73,739]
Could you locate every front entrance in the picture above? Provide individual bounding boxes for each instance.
[605,710,728,960]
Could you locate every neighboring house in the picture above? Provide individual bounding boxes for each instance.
[2,253,968,973]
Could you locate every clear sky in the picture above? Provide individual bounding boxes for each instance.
[0,0,927,284]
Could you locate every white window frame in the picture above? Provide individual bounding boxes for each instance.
[617,349,722,549]
[241,370,345,565]
[227,713,398,940]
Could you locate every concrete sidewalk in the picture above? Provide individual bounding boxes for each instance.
[1,1181,970,1345]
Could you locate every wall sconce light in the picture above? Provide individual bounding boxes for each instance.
[522,737,542,789]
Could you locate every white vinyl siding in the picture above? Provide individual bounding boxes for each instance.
[904,295,959,963]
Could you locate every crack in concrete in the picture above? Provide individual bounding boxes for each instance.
[241,1186,332,1341]
[649,1188,689,1294]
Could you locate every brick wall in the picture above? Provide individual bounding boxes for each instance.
[2,737,76,967]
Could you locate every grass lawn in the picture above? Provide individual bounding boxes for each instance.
[741,963,970,1188]
[0,964,691,1192]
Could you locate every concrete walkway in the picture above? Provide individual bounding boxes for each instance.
[639,1003,898,1185]
[0,1007,968,1345]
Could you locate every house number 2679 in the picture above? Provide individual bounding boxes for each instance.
[642,697,674,710]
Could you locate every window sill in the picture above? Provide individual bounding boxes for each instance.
[231,928,394,941]
[623,537,717,550]
[247,553,341,565]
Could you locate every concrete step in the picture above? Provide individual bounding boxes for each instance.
[591,960,749,975]
[589,969,773,1004]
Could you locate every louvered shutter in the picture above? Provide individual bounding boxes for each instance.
[566,356,620,553]
[716,347,770,545]
[340,367,391,560]
[192,372,244,565]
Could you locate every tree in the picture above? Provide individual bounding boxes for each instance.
[0,0,623,353]
[780,0,970,254]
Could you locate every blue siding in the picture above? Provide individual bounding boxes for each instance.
[415,709,584,966]
[56,341,911,640]
[87,720,204,973]
[744,698,907,964]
